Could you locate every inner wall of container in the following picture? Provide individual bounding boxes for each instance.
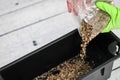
[0,30,116,80]
[85,32,116,68]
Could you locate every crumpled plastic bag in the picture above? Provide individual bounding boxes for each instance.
[67,0,112,40]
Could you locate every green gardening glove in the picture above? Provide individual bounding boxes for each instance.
[96,2,120,33]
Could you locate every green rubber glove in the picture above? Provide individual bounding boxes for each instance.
[96,2,120,33]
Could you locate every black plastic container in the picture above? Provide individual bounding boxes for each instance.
[0,29,120,80]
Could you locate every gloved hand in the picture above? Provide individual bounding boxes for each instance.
[96,2,120,32]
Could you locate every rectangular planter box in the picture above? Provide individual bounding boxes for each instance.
[0,29,120,80]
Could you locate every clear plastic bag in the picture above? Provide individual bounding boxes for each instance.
[81,0,112,41]
[68,0,112,41]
